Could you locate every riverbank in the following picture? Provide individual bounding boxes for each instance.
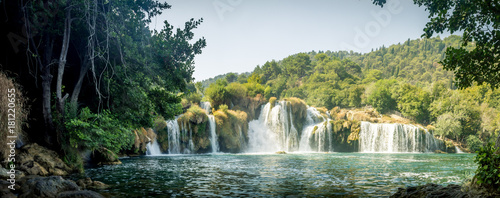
[1,143,109,198]
[391,182,500,198]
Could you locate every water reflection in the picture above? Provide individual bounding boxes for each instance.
[83,153,475,197]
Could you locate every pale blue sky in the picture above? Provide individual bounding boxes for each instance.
[151,0,453,81]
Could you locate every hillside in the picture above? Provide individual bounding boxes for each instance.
[199,35,500,152]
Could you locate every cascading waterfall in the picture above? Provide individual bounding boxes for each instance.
[166,119,181,154]
[201,101,219,153]
[298,107,331,152]
[456,146,464,153]
[247,102,298,152]
[358,121,443,153]
[146,139,162,155]
[247,102,335,152]
[163,100,446,154]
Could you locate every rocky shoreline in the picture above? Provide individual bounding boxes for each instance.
[391,183,500,198]
[1,143,114,198]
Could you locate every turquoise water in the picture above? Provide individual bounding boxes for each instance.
[84,153,476,197]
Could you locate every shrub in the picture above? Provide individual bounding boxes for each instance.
[180,105,208,124]
[65,107,134,153]
[219,104,229,113]
[226,82,247,98]
[474,143,500,190]
[186,92,202,104]
[154,116,167,132]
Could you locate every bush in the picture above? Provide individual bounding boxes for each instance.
[186,92,202,105]
[180,105,208,124]
[205,79,229,109]
[244,82,265,97]
[65,107,134,153]
[219,104,229,113]
[474,143,500,190]
[226,82,247,98]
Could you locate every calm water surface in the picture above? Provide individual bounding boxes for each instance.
[84,153,475,197]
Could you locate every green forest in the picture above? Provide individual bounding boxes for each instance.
[199,35,500,152]
[0,0,205,169]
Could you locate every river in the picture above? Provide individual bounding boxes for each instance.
[83,153,475,197]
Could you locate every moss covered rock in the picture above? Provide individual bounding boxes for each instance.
[91,147,121,166]
[214,109,248,153]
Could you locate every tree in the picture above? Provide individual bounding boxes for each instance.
[282,53,312,77]
[225,73,238,83]
[261,60,281,83]
[205,79,229,109]
[374,0,500,88]
[367,79,397,113]
[435,112,462,141]
[396,84,431,123]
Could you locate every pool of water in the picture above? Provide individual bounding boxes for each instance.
[83,153,476,197]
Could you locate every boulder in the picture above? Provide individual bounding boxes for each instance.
[391,183,470,198]
[76,177,108,190]
[17,143,72,176]
[91,147,121,165]
[0,166,25,179]
[57,190,105,198]
[19,176,80,198]
[0,180,17,198]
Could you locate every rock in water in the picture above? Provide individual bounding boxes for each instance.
[91,147,122,165]
[275,151,287,154]
[19,176,79,198]
[76,177,108,190]
[57,190,105,198]
[391,183,468,198]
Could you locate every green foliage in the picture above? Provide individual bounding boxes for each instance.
[149,87,183,120]
[467,135,483,152]
[434,112,463,142]
[205,79,230,109]
[226,83,247,99]
[374,0,500,88]
[65,107,134,153]
[225,73,238,83]
[395,84,431,123]
[367,79,397,114]
[474,143,500,190]
[348,86,364,108]
[219,104,229,113]
[282,53,312,77]
[244,82,265,97]
[261,60,281,83]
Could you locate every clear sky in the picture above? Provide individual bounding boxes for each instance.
[151,0,452,82]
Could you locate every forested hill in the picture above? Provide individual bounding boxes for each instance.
[199,35,500,150]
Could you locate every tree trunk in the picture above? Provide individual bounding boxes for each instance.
[41,35,55,146]
[56,1,72,120]
[70,56,90,110]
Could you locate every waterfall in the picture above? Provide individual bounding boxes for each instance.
[358,121,443,153]
[166,119,181,154]
[455,146,464,153]
[201,101,219,153]
[298,107,333,152]
[208,115,218,153]
[200,101,212,114]
[146,139,162,155]
[247,101,335,153]
[247,102,298,152]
